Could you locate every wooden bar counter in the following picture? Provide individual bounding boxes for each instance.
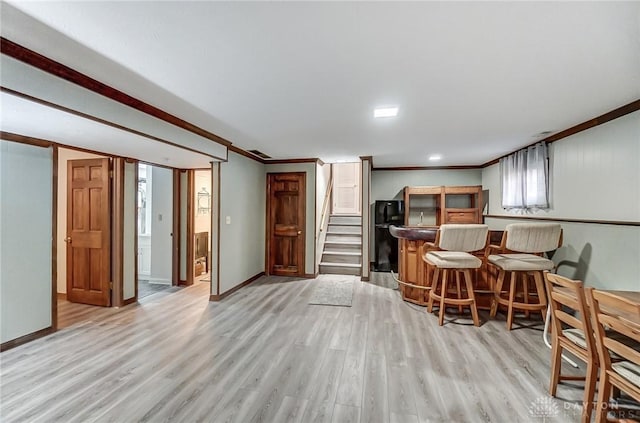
[390,225,503,309]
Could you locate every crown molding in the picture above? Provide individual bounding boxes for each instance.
[481,99,640,168]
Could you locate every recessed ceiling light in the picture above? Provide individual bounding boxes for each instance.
[429,155,442,161]
[374,107,399,118]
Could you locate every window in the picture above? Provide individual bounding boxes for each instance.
[500,142,549,210]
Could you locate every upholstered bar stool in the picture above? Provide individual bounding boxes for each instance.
[488,223,562,330]
[424,224,489,327]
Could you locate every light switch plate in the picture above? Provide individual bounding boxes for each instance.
[225,216,231,224]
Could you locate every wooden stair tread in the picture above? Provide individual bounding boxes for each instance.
[319,262,361,268]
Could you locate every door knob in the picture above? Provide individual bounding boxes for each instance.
[297,231,302,235]
[64,237,72,243]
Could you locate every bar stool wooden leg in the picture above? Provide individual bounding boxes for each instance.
[490,269,505,318]
[439,269,449,326]
[427,267,440,314]
[532,271,547,322]
[507,271,517,330]
[463,269,480,327]
[455,271,463,313]
[522,274,530,319]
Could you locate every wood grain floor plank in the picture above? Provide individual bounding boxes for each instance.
[300,400,334,423]
[331,404,361,423]
[390,412,419,423]
[387,365,417,417]
[1,274,585,423]
[335,314,368,407]
[361,352,389,423]
[271,396,308,423]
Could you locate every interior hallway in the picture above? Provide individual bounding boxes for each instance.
[2,274,585,422]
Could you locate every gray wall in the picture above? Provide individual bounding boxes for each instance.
[370,168,482,260]
[315,162,331,273]
[179,171,188,282]
[371,168,482,201]
[361,159,372,279]
[483,110,640,290]
[123,161,136,300]
[265,162,316,275]
[1,141,53,343]
[219,152,266,293]
[150,166,173,284]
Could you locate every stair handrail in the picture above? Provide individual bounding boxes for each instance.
[318,175,333,238]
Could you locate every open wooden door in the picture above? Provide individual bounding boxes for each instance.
[66,158,111,306]
[267,172,305,276]
[332,162,361,215]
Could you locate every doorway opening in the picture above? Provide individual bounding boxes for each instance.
[192,169,212,284]
[56,147,112,328]
[318,162,362,276]
[137,163,175,299]
[331,162,361,215]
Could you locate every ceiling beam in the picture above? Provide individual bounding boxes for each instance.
[0,37,233,148]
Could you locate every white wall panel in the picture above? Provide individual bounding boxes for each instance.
[482,111,640,289]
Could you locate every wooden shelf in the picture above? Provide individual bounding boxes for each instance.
[397,185,487,308]
[404,186,442,195]
[403,185,482,226]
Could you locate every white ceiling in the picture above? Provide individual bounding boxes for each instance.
[3,1,640,167]
[1,91,215,169]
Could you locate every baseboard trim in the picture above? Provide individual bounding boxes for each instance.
[146,278,171,285]
[209,272,265,302]
[56,293,67,300]
[122,297,137,306]
[1,326,55,352]
[361,276,370,282]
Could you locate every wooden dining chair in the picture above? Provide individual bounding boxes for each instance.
[585,288,640,423]
[544,273,598,422]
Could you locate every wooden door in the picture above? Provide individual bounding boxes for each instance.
[267,173,305,276]
[332,162,361,215]
[66,158,111,306]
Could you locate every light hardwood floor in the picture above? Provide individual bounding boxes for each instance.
[1,274,587,422]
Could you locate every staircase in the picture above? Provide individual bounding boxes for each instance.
[319,215,362,276]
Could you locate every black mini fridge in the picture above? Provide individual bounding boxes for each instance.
[374,200,404,272]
